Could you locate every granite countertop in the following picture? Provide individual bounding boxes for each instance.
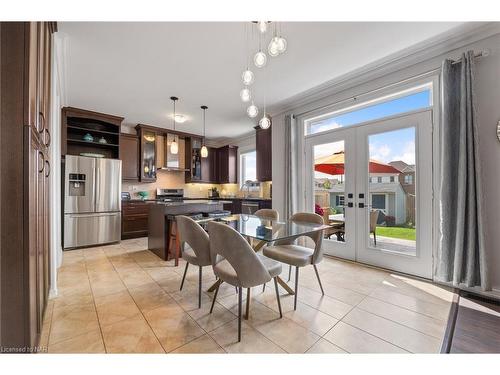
[184,197,272,201]
[152,199,232,206]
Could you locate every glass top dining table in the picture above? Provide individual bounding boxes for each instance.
[218,214,332,243]
[203,214,332,298]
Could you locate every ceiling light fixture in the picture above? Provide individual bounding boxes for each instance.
[256,21,269,34]
[170,96,179,155]
[268,23,280,57]
[200,105,208,158]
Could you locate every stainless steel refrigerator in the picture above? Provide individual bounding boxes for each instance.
[64,155,122,249]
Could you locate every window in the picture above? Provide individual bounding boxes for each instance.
[390,176,395,183]
[305,85,432,135]
[240,150,256,186]
[372,194,386,209]
[404,174,413,185]
[335,195,345,207]
[377,177,382,183]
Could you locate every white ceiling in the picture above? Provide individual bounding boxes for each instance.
[60,22,466,139]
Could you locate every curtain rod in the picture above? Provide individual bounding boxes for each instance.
[292,49,490,119]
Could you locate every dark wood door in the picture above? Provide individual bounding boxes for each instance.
[256,125,272,181]
[120,133,139,181]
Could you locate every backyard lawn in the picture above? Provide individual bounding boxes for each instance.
[376,226,416,241]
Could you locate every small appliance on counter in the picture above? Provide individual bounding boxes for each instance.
[208,187,220,198]
[121,192,131,201]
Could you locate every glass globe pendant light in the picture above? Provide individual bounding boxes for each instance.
[254,32,267,68]
[170,96,179,154]
[200,106,208,158]
[240,87,251,102]
[247,102,258,118]
[276,23,287,54]
[254,51,267,68]
[259,75,271,129]
[268,23,280,57]
[276,36,287,54]
[242,69,254,85]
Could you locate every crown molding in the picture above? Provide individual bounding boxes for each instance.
[269,22,500,117]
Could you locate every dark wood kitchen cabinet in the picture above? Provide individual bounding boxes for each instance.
[1,21,55,350]
[120,133,139,181]
[217,145,238,184]
[185,136,203,183]
[122,201,151,239]
[256,124,272,181]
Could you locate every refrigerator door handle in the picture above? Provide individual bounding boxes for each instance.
[95,166,100,212]
[68,212,119,218]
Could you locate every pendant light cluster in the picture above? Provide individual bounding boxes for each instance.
[240,21,287,128]
[169,96,210,158]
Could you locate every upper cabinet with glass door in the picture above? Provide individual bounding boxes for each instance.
[136,126,157,182]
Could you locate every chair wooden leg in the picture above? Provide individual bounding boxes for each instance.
[262,283,266,292]
[288,265,292,281]
[198,266,202,309]
[313,264,324,295]
[273,277,282,318]
[179,262,189,291]
[210,281,220,314]
[245,288,251,319]
[373,231,377,246]
[294,266,299,310]
[238,286,242,342]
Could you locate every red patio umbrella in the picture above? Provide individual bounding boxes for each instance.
[314,151,400,175]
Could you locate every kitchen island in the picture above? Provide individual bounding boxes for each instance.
[148,200,228,261]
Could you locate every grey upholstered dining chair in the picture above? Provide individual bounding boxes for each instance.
[263,212,325,310]
[254,208,279,221]
[254,208,279,292]
[207,221,283,342]
[176,215,212,309]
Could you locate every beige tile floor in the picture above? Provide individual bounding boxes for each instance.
[40,237,453,354]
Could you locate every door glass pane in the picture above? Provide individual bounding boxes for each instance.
[313,140,346,244]
[368,127,416,255]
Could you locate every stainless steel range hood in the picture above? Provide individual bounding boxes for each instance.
[156,133,189,171]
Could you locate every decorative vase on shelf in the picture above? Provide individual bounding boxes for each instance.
[83,133,94,142]
[98,137,107,144]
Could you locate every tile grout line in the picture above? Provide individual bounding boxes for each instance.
[106,246,170,353]
[354,300,445,340]
[83,252,109,354]
[116,244,222,354]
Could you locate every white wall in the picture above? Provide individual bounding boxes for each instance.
[49,32,68,297]
[271,30,500,290]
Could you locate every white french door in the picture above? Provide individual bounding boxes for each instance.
[305,109,433,278]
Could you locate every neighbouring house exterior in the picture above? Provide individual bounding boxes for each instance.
[314,171,407,225]
[389,160,416,224]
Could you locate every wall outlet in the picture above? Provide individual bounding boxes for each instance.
[131,185,138,191]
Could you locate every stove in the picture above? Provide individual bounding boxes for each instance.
[156,188,184,202]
